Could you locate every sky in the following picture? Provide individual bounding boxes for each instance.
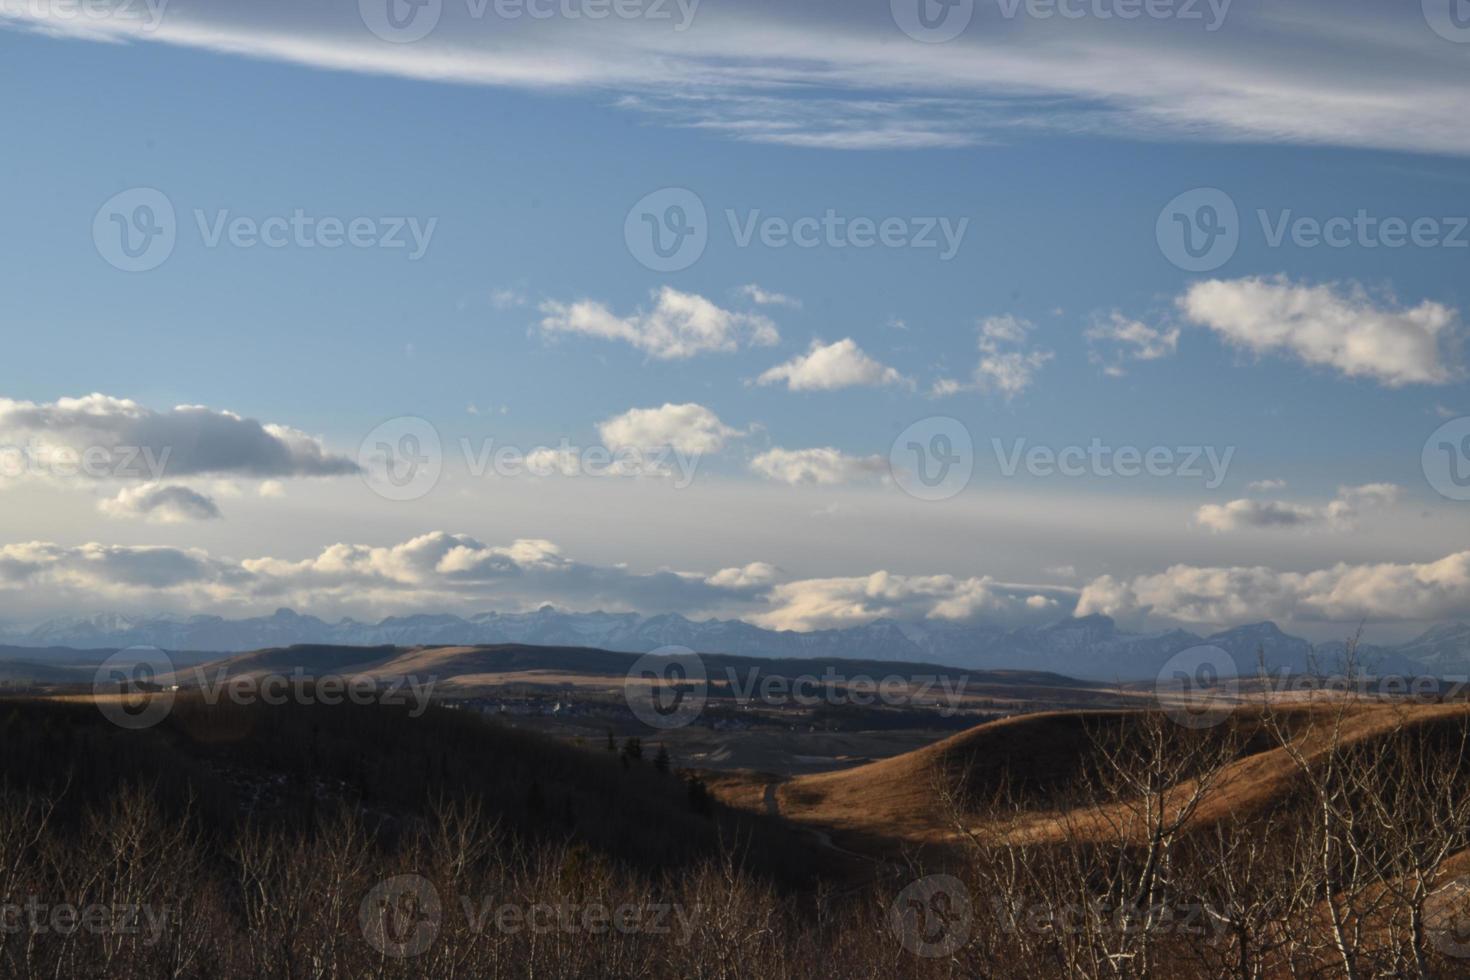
[1,0,1469,642]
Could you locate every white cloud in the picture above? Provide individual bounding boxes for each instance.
[749,447,887,485]
[5,3,1470,156]
[1194,483,1402,533]
[1078,548,1470,629]
[0,394,357,482]
[539,287,778,360]
[935,315,1054,398]
[1086,311,1180,377]
[1179,277,1460,387]
[597,403,740,455]
[98,484,223,524]
[738,284,801,308]
[258,480,287,499]
[705,562,779,589]
[491,287,528,309]
[754,571,1070,631]
[0,532,767,618]
[756,338,909,392]
[1247,479,1288,492]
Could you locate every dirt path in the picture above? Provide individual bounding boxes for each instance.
[763,778,872,863]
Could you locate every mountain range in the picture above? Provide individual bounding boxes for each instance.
[4,608,1468,680]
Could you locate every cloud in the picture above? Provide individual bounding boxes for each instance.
[754,571,1072,631]
[1194,483,1402,533]
[5,3,1470,155]
[738,284,801,308]
[98,484,223,524]
[1247,479,1287,492]
[491,287,528,309]
[597,403,740,455]
[705,562,779,590]
[0,532,766,618]
[1179,277,1460,387]
[934,315,1053,398]
[749,447,887,485]
[1086,311,1180,377]
[257,480,287,499]
[0,394,358,482]
[539,287,778,360]
[756,338,909,391]
[1078,548,1470,630]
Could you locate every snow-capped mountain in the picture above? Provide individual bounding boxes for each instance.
[0,607,1457,679]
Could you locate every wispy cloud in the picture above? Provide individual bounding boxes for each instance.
[6,2,1470,153]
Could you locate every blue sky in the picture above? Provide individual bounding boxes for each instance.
[1,0,1469,640]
